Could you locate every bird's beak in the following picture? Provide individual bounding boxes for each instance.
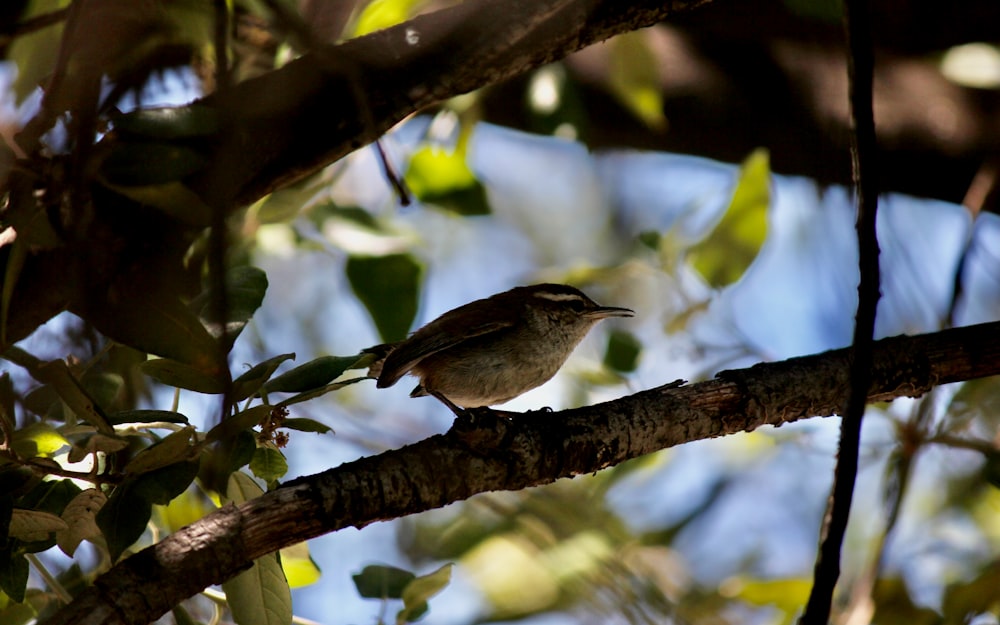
[585,306,635,319]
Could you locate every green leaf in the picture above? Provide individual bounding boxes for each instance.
[99,142,208,186]
[35,358,115,433]
[95,481,151,562]
[688,148,770,288]
[608,31,667,130]
[261,354,366,394]
[57,489,107,557]
[222,552,292,625]
[603,330,642,373]
[204,405,271,444]
[406,129,489,216]
[10,423,69,459]
[280,542,321,589]
[130,460,200,505]
[249,448,288,483]
[103,181,214,226]
[280,418,333,435]
[398,563,453,624]
[353,564,416,600]
[8,509,68,542]
[0,545,28,603]
[139,358,228,394]
[226,470,264,504]
[353,0,423,36]
[190,266,269,350]
[233,353,296,402]
[108,409,190,425]
[123,427,197,475]
[276,376,368,407]
[97,461,199,561]
[112,106,220,140]
[84,281,224,376]
[346,254,422,342]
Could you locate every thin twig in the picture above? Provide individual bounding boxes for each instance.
[800,0,881,622]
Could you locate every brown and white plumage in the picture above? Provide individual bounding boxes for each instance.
[368,284,633,413]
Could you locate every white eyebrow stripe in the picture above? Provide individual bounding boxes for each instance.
[534,292,586,302]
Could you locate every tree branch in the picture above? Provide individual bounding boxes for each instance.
[802,0,881,622]
[44,321,1000,625]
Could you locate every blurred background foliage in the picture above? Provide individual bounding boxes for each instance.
[2,0,1000,624]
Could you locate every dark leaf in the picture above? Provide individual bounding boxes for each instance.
[232,353,296,401]
[281,418,333,434]
[139,359,228,394]
[261,354,366,394]
[603,330,642,373]
[112,106,220,140]
[353,564,416,600]
[346,254,422,342]
[108,409,190,425]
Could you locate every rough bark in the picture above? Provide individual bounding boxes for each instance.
[44,321,1000,625]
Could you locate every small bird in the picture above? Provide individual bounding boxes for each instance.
[368,283,634,415]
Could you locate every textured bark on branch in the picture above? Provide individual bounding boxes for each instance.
[44,321,1000,625]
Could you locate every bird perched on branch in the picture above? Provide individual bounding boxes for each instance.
[367,283,634,415]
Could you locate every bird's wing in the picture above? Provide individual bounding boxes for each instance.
[375,319,514,388]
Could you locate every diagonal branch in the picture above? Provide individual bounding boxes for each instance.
[44,321,1000,625]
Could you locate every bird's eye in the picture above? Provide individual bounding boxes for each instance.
[567,298,586,312]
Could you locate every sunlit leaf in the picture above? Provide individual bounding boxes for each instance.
[222,551,292,625]
[280,542,322,589]
[406,128,490,216]
[688,148,770,288]
[261,354,366,394]
[11,423,69,459]
[227,470,264,504]
[249,448,288,483]
[608,30,667,130]
[156,487,214,533]
[346,254,422,342]
[353,0,424,36]
[353,564,416,599]
[398,563,453,624]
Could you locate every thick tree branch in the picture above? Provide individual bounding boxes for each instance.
[45,321,1000,625]
[190,0,712,207]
